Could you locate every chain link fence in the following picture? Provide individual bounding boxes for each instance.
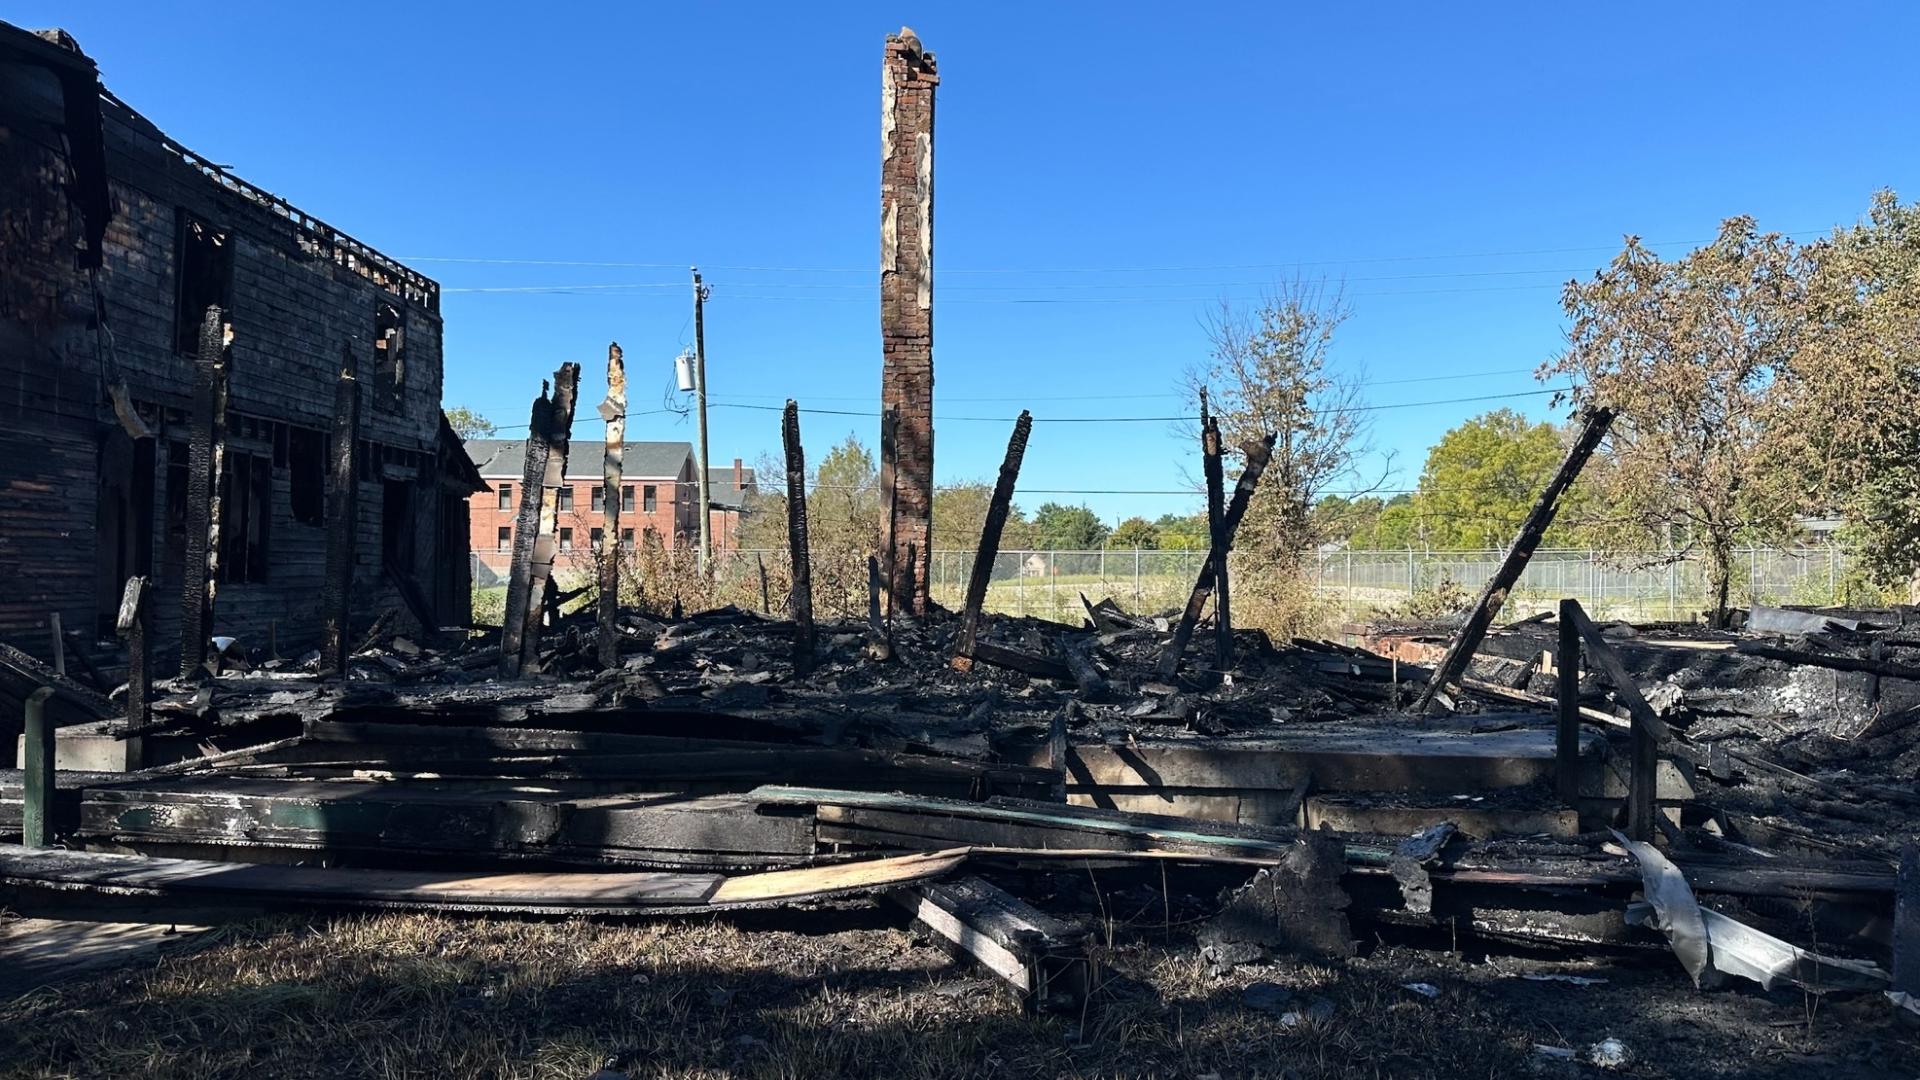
[912,546,1854,625]
[579,546,1857,627]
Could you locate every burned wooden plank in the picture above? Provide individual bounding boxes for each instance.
[954,411,1032,665]
[320,344,361,675]
[783,401,817,672]
[891,875,1094,1013]
[598,342,626,671]
[966,641,1071,682]
[1735,640,1920,682]
[0,644,114,722]
[1412,405,1615,713]
[501,363,582,678]
[178,304,228,678]
[1158,433,1276,677]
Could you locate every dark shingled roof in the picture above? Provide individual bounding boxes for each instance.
[706,465,758,511]
[463,439,692,481]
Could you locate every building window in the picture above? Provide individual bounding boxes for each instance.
[590,485,604,512]
[173,213,233,356]
[218,451,271,584]
[557,485,573,511]
[620,528,635,550]
[558,527,573,551]
[374,300,405,412]
[382,480,416,575]
[590,527,604,551]
[621,485,635,513]
[497,526,511,551]
[287,426,327,526]
[498,483,512,511]
[643,485,657,512]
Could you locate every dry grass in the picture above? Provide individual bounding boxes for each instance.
[0,908,1546,1080]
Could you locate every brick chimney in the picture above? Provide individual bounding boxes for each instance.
[732,457,743,491]
[880,27,937,614]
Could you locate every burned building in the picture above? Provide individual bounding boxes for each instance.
[0,22,478,668]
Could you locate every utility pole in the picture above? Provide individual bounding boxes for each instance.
[692,266,713,573]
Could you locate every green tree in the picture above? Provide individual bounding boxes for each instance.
[444,406,496,440]
[1032,502,1109,550]
[932,482,1035,552]
[1411,409,1601,549]
[1782,191,1920,597]
[1110,516,1161,550]
[1154,512,1210,550]
[1542,217,1807,625]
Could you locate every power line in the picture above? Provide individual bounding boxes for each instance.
[703,387,1564,424]
[404,229,1831,276]
[705,367,1542,406]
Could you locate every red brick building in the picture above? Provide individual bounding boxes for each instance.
[465,441,756,579]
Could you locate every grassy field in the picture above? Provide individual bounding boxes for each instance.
[2,904,1910,1079]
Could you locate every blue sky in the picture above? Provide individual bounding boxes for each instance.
[21,2,1920,523]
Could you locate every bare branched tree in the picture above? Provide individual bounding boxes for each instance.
[1183,280,1373,634]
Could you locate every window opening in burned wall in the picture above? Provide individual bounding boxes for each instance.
[173,213,233,355]
[374,300,406,412]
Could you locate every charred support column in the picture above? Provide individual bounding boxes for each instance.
[1412,406,1616,713]
[22,687,55,848]
[178,305,228,678]
[880,28,938,615]
[1201,409,1232,671]
[783,401,816,672]
[1896,843,1918,1001]
[598,343,627,670]
[320,344,361,675]
[1555,598,1581,804]
[500,364,581,677]
[1564,600,1671,840]
[954,411,1032,668]
[118,577,151,759]
[1158,434,1276,678]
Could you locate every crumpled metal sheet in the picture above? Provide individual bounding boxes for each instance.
[1613,829,1890,993]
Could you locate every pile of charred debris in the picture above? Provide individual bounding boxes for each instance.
[0,397,1914,1028]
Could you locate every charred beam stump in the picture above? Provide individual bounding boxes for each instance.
[1201,403,1233,671]
[500,364,582,678]
[1157,433,1276,678]
[117,576,151,766]
[1563,599,1671,841]
[783,401,816,672]
[320,344,361,675]
[953,411,1032,670]
[1412,405,1615,714]
[177,305,228,678]
[598,343,627,670]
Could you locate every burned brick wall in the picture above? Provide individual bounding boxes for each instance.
[880,29,936,615]
[0,24,459,664]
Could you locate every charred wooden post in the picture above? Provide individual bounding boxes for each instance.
[1555,598,1581,804]
[47,613,64,677]
[1201,412,1233,672]
[954,411,1032,669]
[22,687,55,848]
[1896,843,1918,1000]
[597,342,627,670]
[500,363,582,677]
[1564,600,1670,840]
[880,405,900,613]
[866,554,892,661]
[756,552,771,614]
[117,576,151,734]
[320,344,361,676]
[783,401,816,672]
[1158,433,1276,678]
[1412,405,1616,713]
[178,305,228,678]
